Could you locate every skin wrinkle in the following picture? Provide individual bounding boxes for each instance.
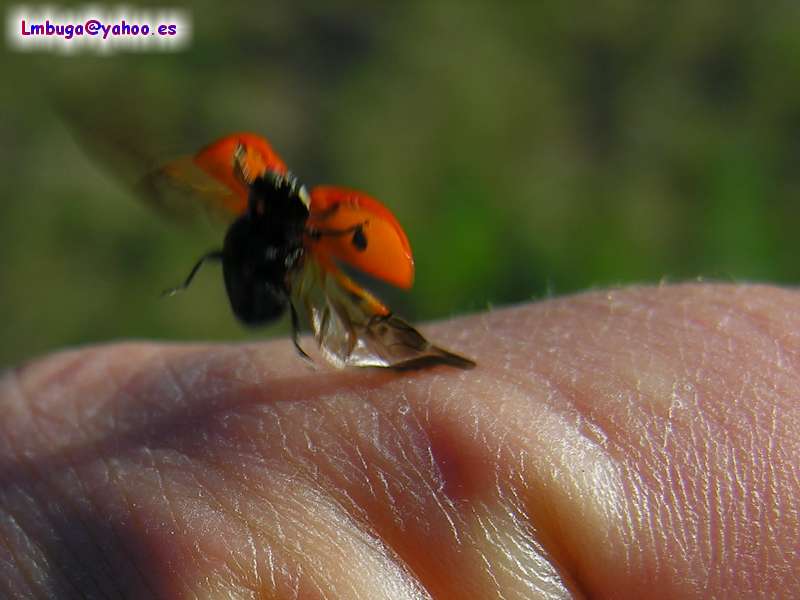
[478,322,631,568]
[479,503,572,600]
[0,527,21,598]
[474,504,543,598]
[353,413,403,512]
[152,446,241,595]
[673,291,793,590]
[636,302,744,584]
[108,454,189,598]
[423,371,624,597]
[394,411,463,530]
[170,451,314,596]
[276,480,429,599]
[13,346,101,398]
[101,354,195,599]
[658,407,714,578]
[18,363,359,485]
[266,376,557,597]
[142,448,183,547]
[0,378,56,598]
[180,459,294,596]
[3,484,89,599]
[517,292,690,593]
[243,507,262,594]
[196,449,305,594]
[55,467,131,599]
[158,420,280,587]
[722,371,782,581]
[352,435,374,483]
[4,371,151,599]
[329,408,381,491]
[0,494,53,599]
[272,400,370,516]
[176,398,432,596]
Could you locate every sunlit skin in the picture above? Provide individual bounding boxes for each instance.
[1,283,797,598]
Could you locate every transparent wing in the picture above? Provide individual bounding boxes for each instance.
[292,257,475,369]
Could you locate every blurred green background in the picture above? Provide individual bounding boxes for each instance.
[3,2,800,368]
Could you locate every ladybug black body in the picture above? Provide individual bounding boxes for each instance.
[222,173,309,325]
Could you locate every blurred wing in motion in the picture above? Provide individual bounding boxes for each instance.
[55,90,232,225]
[292,258,475,369]
[139,132,290,222]
[137,155,245,222]
[308,186,414,289]
[58,88,286,224]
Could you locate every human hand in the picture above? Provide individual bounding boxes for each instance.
[1,284,797,598]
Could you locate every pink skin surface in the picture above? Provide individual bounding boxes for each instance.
[0,284,798,599]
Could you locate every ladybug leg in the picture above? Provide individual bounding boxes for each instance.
[289,301,313,362]
[162,250,223,296]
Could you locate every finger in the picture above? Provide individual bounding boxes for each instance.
[1,283,798,598]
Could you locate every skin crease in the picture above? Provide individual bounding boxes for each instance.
[0,284,798,599]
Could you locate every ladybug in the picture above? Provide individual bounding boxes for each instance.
[146,133,475,369]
